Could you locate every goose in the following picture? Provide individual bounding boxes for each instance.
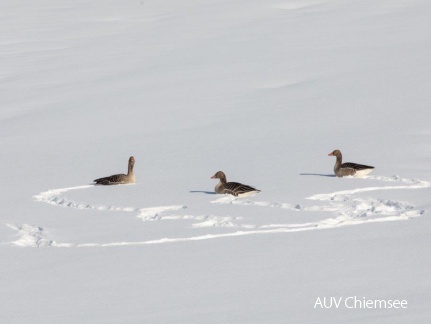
[94,156,136,185]
[328,150,374,177]
[211,171,260,196]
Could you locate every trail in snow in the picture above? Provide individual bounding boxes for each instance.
[306,175,428,220]
[211,195,303,211]
[7,174,429,247]
[34,185,141,212]
[6,224,56,247]
[32,184,239,228]
[33,184,188,219]
[7,211,421,248]
[212,175,428,220]
[308,175,428,201]
[139,213,241,228]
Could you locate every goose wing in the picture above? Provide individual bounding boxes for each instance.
[94,173,127,185]
[223,182,259,196]
[341,162,374,171]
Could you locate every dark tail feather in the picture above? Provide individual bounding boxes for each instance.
[94,177,111,185]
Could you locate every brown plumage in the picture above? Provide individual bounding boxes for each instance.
[94,156,136,185]
[328,150,374,177]
[211,171,260,196]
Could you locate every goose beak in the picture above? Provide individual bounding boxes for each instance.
[328,152,334,156]
[210,175,216,179]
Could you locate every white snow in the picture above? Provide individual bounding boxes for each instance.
[1,0,431,323]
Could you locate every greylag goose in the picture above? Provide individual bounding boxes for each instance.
[94,156,136,185]
[328,150,374,177]
[211,171,260,196]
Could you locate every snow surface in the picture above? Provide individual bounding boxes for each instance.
[1,0,431,323]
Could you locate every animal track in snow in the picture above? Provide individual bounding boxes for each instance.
[308,175,428,201]
[34,185,141,212]
[139,211,240,228]
[211,195,302,211]
[207,175,429,236]
[191,216,239,228]
[11,174,429,247]
[307,175,428,221]
[6,224,56,247]
[34,185,188,219]
[33,185,247,229]
[137,205,188,221]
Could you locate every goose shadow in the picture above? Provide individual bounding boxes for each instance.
[300,173,336,177]
[189,190,217,195]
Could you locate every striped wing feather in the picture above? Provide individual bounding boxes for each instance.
[341,162,374,171]
[94,174,127,185]
[223,182,259,196]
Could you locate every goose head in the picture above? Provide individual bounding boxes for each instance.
[328,150,342,158]
[211,171,226,181]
